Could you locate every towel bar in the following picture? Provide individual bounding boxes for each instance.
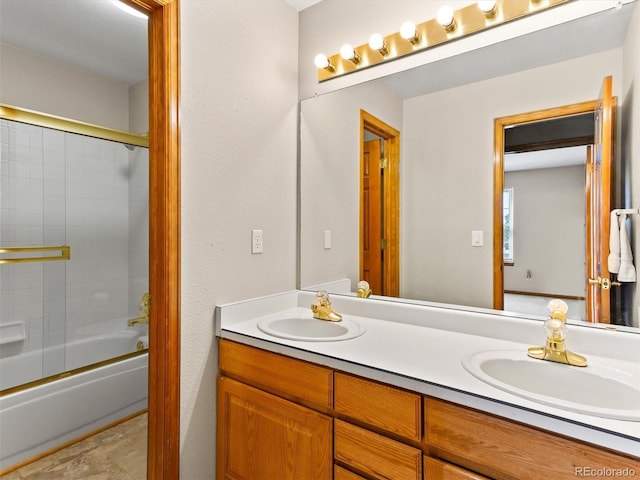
[0,245,71,264]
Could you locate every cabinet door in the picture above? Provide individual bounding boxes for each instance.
[217,376,332,480]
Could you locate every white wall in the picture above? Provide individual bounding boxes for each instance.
[0,43,130,131]
[624,2,640,327]
[300,80,403,290]
[179,1,298,477]
[504,165,585,298]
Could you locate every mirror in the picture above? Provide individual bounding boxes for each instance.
[300,4,639,328]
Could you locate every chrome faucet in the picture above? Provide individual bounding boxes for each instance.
[527,299,587,367]
[128,292,151,327]
[311,290,342,322]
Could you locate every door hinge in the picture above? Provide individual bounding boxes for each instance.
[380,238,387,250]
[380,157,388,169]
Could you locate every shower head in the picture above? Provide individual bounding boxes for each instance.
[124,144,136,151]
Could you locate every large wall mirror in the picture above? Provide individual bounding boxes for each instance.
[300,3,639,328]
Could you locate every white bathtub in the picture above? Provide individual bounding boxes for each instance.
[0,331,148,471]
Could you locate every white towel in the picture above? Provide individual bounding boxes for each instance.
[608,211,621,273]
[618,213,636,282]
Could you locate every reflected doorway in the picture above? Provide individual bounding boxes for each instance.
[360,110,400,297]
[494,76,616,323]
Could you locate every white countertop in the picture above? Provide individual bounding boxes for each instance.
[215,290,640,457]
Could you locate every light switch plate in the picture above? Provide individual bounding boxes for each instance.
[471,230,483,247]
[324,230,332,249]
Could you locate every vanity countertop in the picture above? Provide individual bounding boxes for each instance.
[215,290,640,457]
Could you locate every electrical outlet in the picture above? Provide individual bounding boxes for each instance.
[251,229,263,254]
[324,230,332,249]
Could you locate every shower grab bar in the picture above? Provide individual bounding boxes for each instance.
[0,245,71,264]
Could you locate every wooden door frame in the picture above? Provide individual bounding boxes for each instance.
[127,1,181,478]
[360,110,400,297]
[493,100,598,310]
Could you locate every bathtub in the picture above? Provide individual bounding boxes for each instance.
[0,330,148,471]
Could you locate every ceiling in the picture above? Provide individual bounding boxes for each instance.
[0,0,148,85]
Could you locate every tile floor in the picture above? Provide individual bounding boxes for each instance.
[1,413,147,480]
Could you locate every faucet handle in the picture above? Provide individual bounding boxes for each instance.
[548,299,568,319]
[356,280,372,298]
[313,290,331,306]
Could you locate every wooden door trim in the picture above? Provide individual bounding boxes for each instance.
[360,110,401,297]
[127,1,181,478]
[493,100,598,310]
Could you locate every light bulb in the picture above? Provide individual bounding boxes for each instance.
[314,53,335,72]
[314,53,329,69]
[340,44,361,64]
[340,44,355,60]
[369,33,389,56]
[436,5,455,28]
[369,33,384,51]
[400,21,419,44]
[477,0,497,14]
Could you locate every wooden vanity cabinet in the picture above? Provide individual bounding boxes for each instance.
[217,340,639,480]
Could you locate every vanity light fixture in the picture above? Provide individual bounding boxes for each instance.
[314,0,569,82]
[436,5,456,32]
[369,33,389,56]
[314,53,336,72]
[400,21,420,45]
[477,0,497,17]
[340,44,361,65]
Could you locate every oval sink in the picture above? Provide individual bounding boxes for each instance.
[257,315,365,342]
[462,350,640,421]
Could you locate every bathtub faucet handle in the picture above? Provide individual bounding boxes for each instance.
[128,292,151,327]
[139,292,151,316]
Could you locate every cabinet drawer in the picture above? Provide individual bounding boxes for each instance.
[334,372,421,442]
[219,339,333,410]
[424,397,640,480]
[335,419,422,480]
[424,456,489,480]
[334,465,367,480]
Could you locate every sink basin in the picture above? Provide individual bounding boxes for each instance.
[462,350,640,421]
[257,314,365,342]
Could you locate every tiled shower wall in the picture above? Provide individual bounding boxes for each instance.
[0,119,148,375]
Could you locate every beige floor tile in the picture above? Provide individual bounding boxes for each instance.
[1,413,147,480]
